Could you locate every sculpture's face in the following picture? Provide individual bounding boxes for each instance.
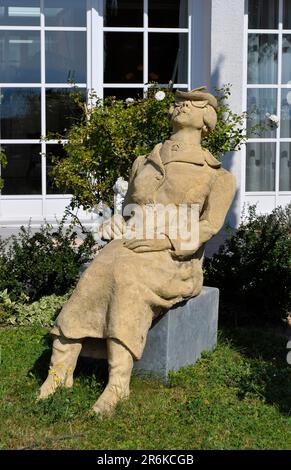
[171,100,204,131]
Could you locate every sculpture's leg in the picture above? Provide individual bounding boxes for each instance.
[38,335,83,400]
[92,338,133,417]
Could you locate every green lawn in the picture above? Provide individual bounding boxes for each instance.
[0,326,291,450]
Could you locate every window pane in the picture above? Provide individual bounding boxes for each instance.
[248,0,278,29]
[283,0,291,29]
[247,88,277,138]
[44,0,86,27]
[46,144,70,194]
[0,88,41,139]
[46,88,86,135]
[103,88,144,100]
[281,89,291,137]
[248,34,278,84]
[104,0,143,27]
[0,0,40,26]
[246,142,276,192]
[1,144,41,195]
[148,33,188,84]
[104,33,143,84]
[148,0,188,28]
[280,143,291,191]
[0,31,40,83]
[45,32,86,83]
[282,35,291,84]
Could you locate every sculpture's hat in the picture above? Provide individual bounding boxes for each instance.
[175,86,218,109]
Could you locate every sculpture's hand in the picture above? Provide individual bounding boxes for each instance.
[123,237,172,253]
[100,214,126,241]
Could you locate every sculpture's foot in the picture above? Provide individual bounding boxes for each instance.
[38,370,74,400]
[92,338,133,417]
[37,335,82,400]
[92,383,130,417]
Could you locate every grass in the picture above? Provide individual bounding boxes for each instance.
[0,325,291,450]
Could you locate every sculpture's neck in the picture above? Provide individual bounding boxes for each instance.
[170,128,202,146]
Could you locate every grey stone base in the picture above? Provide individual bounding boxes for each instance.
[134,287,219,379]
[80,286,219,380]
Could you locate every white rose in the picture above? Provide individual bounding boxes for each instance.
[126,97,134,104]
[113,176,129,197]
[265,113,280,128]
[155,91,166,101]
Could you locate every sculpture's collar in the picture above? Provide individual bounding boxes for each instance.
[146,140,221,169]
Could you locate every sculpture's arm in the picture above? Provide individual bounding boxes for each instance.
[168,169,236,259]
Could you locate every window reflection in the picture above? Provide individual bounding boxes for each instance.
[45,31,86,83]
[104,33,143,84]
[0,31,40,83]
[247,88,277,138]
[46,144,70,194]
[148,33,188,84]
[1,144,41,195]
[246,142,276,192]
[148,0,188,28]
[46,88,86,136]
[0,88,41,139]
[280,89,291,138]
[280,143,291,191]
[0,0,40,26]
[44,0,86,27]
[248,34,278,84]
[283,0,291,29]
[104,0,143,27]
[282,35,291,84]
[248,0,278,29]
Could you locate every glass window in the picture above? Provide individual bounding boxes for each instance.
[248,0,278,29]
[248,34,278,84]
[0,88,41,139]
[44,0,86,27]
[247,88,277,138]
[280,89,291,137]
[148,33,188,84]
[46,88,86,135]
[104,33,143,84]
[148,0,188,28]
[246,142,276,191]
[280,143,291,191]
[45,32,86,83]
[0,0,40,26]
[45,144,70,194]
[0,31,40,83]
[282,35,291,84]
[1,144,41,195]
[104,0,143,27]
[283,0,291,29]
[103,88,143,100]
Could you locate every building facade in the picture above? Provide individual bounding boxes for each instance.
[0,0,290,229]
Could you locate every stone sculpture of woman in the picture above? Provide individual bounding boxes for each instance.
[38,87,236,416]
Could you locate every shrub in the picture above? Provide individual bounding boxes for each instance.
[0,218,96,302]
[49,85,258,210]
[204,204,291,324]
[0,289,70,327]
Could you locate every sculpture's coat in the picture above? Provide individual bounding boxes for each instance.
[51,139,236,359]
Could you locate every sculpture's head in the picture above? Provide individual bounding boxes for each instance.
[169,87,218,137]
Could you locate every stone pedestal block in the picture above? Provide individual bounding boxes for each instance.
[134,286,219,379]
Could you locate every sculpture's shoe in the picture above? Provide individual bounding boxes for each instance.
[92,338,133,417]
[37,335,82,400]
[92,383,130,417]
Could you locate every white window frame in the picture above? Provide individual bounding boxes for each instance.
[243,0,291,213]
[0,0,192,222]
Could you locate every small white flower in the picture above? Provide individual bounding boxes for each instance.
[155,91,166,101]
[265,113,280,128]
[113,176,128,197]
[126,97,134,104]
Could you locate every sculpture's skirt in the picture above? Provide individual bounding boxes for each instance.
[51,239,203,359]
